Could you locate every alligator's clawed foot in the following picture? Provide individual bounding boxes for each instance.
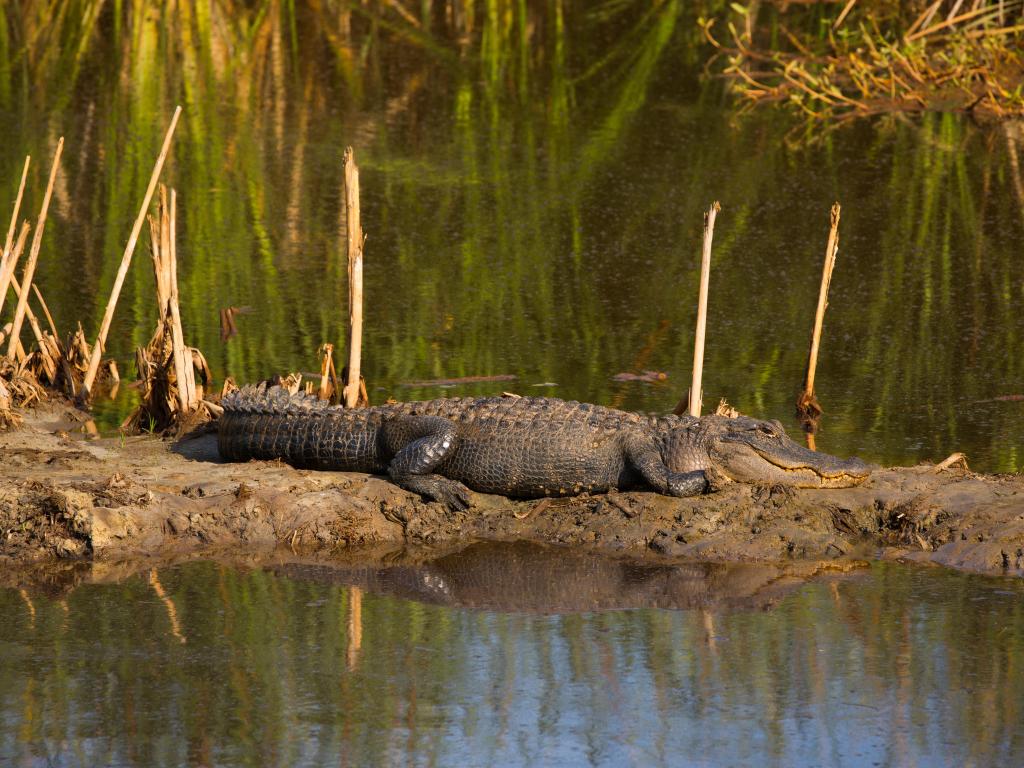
[394,473,472,512]
[702,465,733,493]
[665,470,713,498]
[428,479,472,512]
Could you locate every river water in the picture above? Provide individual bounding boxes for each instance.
[1,4,1023,765]
[2,548,1024,766]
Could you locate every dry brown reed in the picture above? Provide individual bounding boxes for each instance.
[343,147,367,409]
[6,138,62,363]
[124,184,212,435]
[703,0,1024,124]
[689,202,721,418]
[797,203,841,430]
[83,106,182,398]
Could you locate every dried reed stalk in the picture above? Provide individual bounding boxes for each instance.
[0,322,26,361]
[82,106,182,398]
[343,147,365,408]
[0,222,30,320]
[126,185,209,433]
[6,138,62,362]
[3,156,30,262]
[165,189,196,414]
[797,203,841,426]
[689,202,720,418]
[31,284,59,339]
[8,274,57,380]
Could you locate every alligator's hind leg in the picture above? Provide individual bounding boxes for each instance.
[623,433,709,497]
[384,416,470,511]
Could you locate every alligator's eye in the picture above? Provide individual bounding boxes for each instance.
[757,424,778,438]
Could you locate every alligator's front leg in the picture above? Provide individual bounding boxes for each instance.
[623,433,710,497]
[383,416,471,511]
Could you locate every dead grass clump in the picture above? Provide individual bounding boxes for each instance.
[123,186,215,435]
[703,0,1024,126]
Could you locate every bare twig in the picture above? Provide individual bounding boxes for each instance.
[833,0,859,29]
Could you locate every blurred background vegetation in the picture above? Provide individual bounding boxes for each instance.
[0,0,1022,470]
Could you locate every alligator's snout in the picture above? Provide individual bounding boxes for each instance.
[708,417,873,489]
[753,449,872,487]
[754,453,872,488]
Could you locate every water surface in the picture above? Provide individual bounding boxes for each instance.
[2,547,1023,767]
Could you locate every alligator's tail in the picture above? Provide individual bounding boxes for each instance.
[218,384,385,471]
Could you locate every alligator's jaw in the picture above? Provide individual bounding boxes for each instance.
[709,442,872,489]
[750,463,871,489]
[752,450,872,489]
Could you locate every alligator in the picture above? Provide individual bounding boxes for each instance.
[218,385,871,509]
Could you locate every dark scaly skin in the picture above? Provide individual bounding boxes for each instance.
[218,386,872,510]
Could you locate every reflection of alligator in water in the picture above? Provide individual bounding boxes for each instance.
[219,386,871,510]
[273,542,860,614]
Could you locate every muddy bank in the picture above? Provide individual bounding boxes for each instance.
[1,403,1022,577]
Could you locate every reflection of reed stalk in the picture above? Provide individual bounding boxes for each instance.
[347,586,363,670]
[689,202,720,418]
[797,202,840,429]
[82,106,181,398]
[149,569,187,644]
[18,588,35,630]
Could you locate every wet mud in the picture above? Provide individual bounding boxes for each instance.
[2,403,1022,581]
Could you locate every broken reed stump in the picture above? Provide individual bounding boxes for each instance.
[343,147,366,409]
[82,105,182,400]
[8,274,57,382]
[688,201,721,418]
[796,203,841,432]
[0,375,13,428]
[340,365,369,407]
[124,184,210,435]
[319,343,341,402]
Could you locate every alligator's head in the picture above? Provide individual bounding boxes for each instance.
[664,414,871,488]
